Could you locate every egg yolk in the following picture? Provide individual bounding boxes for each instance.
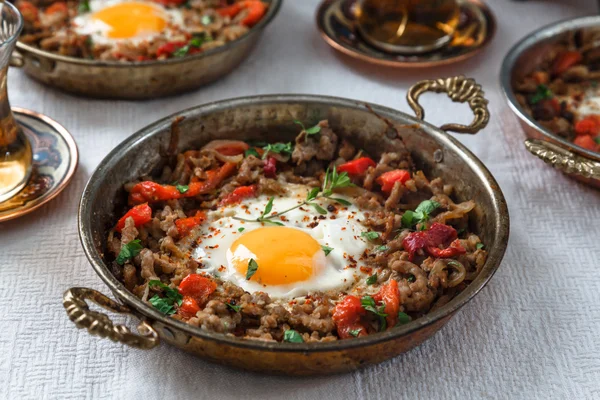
[230,227,323,285]
[92,2,167,39]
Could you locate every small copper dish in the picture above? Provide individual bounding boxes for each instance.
[0,108,78,223]
[316,0,495,68]
[501,16,600,188]
[64,76,509,375]
[10,0,281,100]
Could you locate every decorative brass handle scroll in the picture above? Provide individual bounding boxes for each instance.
[525,139,600,179]
[407,75,490,134]
[63,287,159,349]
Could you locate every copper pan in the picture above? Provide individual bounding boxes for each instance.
[500,16,600,189]
[10,0,282,100]
[65,76,509,375]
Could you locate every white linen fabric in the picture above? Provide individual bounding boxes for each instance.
[2,0,599,399]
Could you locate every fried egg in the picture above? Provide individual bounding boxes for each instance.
[191,185,375,299]
[73,0,185,45]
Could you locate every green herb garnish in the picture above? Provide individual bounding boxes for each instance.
[321,245,334,256]
[397,312,412,325]
[238,227,245,233]
[262,142,293,159]
[375,245,389,252]
[244,148,260,158]
[530,84,553,105]
[476,243,484,250]
[594,137,600,145]
[361,295,388,331]
[173,36,211,58]
[116,239,143,265]
[79,0,91,13]
[226,302,241,312]
[401,199,441,229]
[361,231,380,241]
[366,273,378,285]
[246,258,259,280]
[148,280,183,315]
[233,167,354,225]
[176,184,189,194]
[407,274,416,283]
[348,329,362,337]
[293,120,321,135]
[283,329,304,343]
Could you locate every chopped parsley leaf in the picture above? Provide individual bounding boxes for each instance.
[361,295,388,331]
[176,184,189,194]
[79,0,91,13]
[262,142,293,159]
[366,273,377,285]
[238,227,245,233]
[361,231,380,241]
[407,274,416,283]
[226,302,241,312]
[321,245,334,256]
[530,84,553,105]
[293,120,321,135]
[283,329,304,343]
[147,280,183,316]
[375,245,389,252]
[476,243,485,250]
[246,258,259,280]
[348,329,362,337]
[401,199,441,229]
[245,148,260,158]
[397,312,412,325]
[116,239,143,265]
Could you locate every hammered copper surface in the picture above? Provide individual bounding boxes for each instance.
[67,89,509,375]
[500,15,600,188]
[12,0,281,100]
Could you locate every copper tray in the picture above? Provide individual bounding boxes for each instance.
[64,76,509,375]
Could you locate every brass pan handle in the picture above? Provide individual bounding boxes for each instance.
[525,139,600,179]
[407,75,490,134]
[63,287,159,349]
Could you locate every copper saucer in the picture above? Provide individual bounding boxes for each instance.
[0,108,78,222]
[316,0,496,68]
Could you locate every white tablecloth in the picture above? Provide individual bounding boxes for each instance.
[2,1,600,398]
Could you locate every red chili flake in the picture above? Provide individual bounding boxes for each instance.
[360,266,373,274]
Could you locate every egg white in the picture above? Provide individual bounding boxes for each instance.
[190,185,374,299]
[72,0,185,46]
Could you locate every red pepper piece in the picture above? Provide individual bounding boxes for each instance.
[332,295,368,339]
[402,222,458,260]
[175,211,206,237]
[426,239,466,258]
[216,3,242,17]
[239,1,267,26]
[574,134,599,152]
[372,280,399,328]
[129,162,237,205]
[17,1,39,23]
[115,203,152,232]
[178,274,217,306]
[574,116,600,136]
[376,169,411,193]
[156,41,186,57]
[263,156,277,178]
[178,296,200,318]
[45,2,68,14]
[337,157,376,176]
[553,51,583,76]
[220,185,258,206]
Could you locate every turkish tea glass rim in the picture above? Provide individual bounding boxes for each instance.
[0,2,24,50]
